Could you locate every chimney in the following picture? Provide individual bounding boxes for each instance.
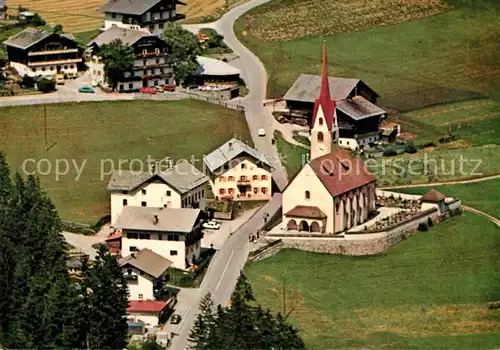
[155,160,160,173]
[149,159,156,174]
[153,215,159,224]
[228,142,233,151]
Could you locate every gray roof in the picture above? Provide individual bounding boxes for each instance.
[336,96,386,121]
[88,26,151,47]
[3,28,51,49]
[61,33,75,41]
[102,0,161,15]
[119,249,172,278]
[203,138,271,173]
[283,74,361,103]
[115,206,201,233]
[107,160,208,194]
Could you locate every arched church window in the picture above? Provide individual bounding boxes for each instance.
[305,190,311,200]
[317,132,324,143]
[319,117,323,125]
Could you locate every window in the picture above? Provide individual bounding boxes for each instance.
[317,132,324,143]
[155,48,160,53]
[130,246,138,252]
[220,176,225,182]
[128,233,138,239]
[261,175,268,180]
[319,117,323,125]
[241,163,246,169]
[261,187,267,194]
[253,188,258,194]
[70,65,74,69]
[159,23,164,29]
[112,24,117,27]
[64,65,68,69]
[228,176,234,181]
[156,58,160,64]
[142,189,146,195]
[141,201,147,207]
[143,49,147,55]
[139,234,150,240]
[167,234,179,241]
[128,83,133,89]
[240,176,246,181]
[219,188,225,195]
[42,68,46,71]
[123,199,128,206]
[158,234,162,240]
[111,12,116,18]
[336,201,340,213]
[228,188,234,195]
[166,190,171,196]
[127,268,132,275]
[50,66,54,71]
[119,84,124,90]
[143,58,147,66]
[305,190,311,200]
[252,175,258,180]
[32,67,36,72]
[347,141,350,145]
[163,204,167,208]
[138,294,143,300]
[170,250,178,256]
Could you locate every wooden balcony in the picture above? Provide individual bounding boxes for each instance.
[28,48,79,56]
[28,58,82,67]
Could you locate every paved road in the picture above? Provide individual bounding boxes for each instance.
[462,206,500,227]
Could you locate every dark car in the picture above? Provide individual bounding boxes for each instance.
[170,314,182,324]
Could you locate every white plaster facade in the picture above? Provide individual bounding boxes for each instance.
[11,59,79,78]
[110,180,205,226]
[103,8,176,37]
[128,312,161,327]
[310,106,335,160]
[209,157,272,201]
[338,133,380,151]
[123,266,157,300]
[121,231,201,270]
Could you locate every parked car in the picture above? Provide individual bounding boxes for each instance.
[164,84,176,92]
[170,314,182,324]
[56,75,65,85]
[78,85,95,93]
[140,86,157,94]
[258,128,266,137]
[202,220,221,230]
[154,85,164,92]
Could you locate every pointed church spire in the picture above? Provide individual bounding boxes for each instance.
[320,40,331,101]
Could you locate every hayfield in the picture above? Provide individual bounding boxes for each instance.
[6,0,243,33]
[0,100,251,224]
[246,213,500,348]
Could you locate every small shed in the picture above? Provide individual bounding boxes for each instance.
[420,188,447,214]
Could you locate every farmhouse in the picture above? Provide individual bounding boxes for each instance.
[119,248,172,300]
[282,43,377,234]
[101,0,186,37]
[192,56,241,100]
[3,28,82,77]
[87,26,173,91]
[116,206,204,269]
[203,138,273,201]
[107,159,208,226]
[284,73,387,150]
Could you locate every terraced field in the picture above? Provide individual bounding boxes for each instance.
[242,0,450,43]
[6,0,242,32]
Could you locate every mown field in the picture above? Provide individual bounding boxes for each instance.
[389,178,500,218]
[246,213,500,348]
[0,100,251,223]
[6,0,242,32]
[236,0,500,109]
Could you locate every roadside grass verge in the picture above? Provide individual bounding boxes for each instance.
[388,178,500,218]
[0,100,251,224]
[245,213,500,348]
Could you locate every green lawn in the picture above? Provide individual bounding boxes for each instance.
[245,213,500,348]
[236,1,500,110]
[0,100,251,224]
[73,29,100,47]
[274,131,307,178]
[389,178,500,218]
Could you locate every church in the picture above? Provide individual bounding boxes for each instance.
[282,43,377,234]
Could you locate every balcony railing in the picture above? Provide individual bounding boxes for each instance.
[137,52,163,58]
[28,48,79,56]
[28,58,82,66]
[125,274,138,281]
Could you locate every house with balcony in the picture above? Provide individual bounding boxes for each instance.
[87,26,173,91]
[116,206,204,269]
[101,0,186,37]
[3,28,82,77]
[107,159,208,226]
[203,138,273,201]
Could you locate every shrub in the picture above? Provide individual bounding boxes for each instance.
[423,142,436,148]
[418,222,428,231]
[427,217,434,227]
[21,75,36,88]
[405,144,417,154]
[383,149,397,157]
[53,24,63,34]
[37,78,55,92]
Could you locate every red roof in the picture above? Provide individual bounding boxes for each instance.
[312,41,336,130]
[105,231,122,241]
[309,149,376,197]
[420,188,446,203]
[285,205,326,219]
[128,300,168,313]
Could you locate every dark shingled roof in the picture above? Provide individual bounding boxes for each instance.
[336,96,386,121]
[3,28,51,49]
[284,74,361,103]
[420,188,446,203]
[309,149,376,197]
[285,205,326,219]
[88,26,151,47]
[102,0,162,15]
[120,249,172,278]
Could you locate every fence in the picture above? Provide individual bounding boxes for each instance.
[183,91,245,112]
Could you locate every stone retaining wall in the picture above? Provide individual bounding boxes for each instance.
[248,240,285,262]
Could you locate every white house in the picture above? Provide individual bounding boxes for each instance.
[127,300,174,327]
[116,206,204,269]
[203,138,273,201]
[119,248,172,300]
[101,0,186,37]
[107,160,208,226]
[282,42,377,234]
[87,27,173,91]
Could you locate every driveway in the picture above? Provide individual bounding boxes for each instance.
[63,231,107,259]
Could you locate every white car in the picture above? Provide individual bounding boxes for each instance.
[202,220,221,230]
[258,128,266,137]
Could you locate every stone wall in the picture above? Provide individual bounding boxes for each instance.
[248,240,284,262]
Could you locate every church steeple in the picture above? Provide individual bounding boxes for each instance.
[310,41,338,161]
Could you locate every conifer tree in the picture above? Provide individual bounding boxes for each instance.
[189,292,215,348]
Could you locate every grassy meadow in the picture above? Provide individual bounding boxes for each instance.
[389,178,500,218]
[0,100,251,223]
[245,213,500,348]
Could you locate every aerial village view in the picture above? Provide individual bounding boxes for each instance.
[0,0,498,348]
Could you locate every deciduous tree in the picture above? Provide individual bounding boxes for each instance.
[100,39,136,91]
